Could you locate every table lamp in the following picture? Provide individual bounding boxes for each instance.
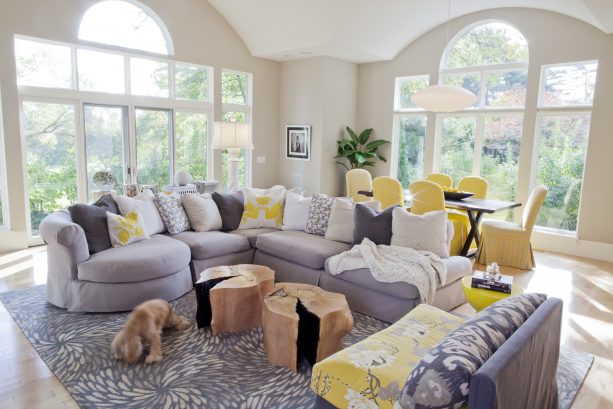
[213,121,253,192]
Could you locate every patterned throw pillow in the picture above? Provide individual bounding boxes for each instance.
[106,210,149,247]
[239,187,285,229]
[154,193,191,235]
[391,208,449,258]
[305,193,335,236]
[325,198,380,244]
[398,293,547,409]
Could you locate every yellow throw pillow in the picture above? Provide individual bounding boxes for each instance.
[239,187,285,229]
[106,210,149,247]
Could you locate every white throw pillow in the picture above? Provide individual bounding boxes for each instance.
[282,191,312,231]
[325,198,380,244]
[106,210,149,247]
[238,187,285,229]
[391,208,449,258]
[181,193,222,232]
[115,190,166,235]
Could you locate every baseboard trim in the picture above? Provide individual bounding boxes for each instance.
[532,230,613,262]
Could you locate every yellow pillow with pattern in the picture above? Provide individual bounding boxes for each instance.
[238,187,285,229]
[106,210,149,247]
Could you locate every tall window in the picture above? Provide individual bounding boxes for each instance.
[15,2,216,239]
[0,89,8,230]
[436,22,528,220]
[392,76,429,188]
[533,61,597,232]
[221,70,252,189]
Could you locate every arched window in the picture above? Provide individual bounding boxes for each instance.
[436,21,529,220]
[78,0,173,55]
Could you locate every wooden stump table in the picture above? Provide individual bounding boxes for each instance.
[262,283,353,372]
[195,264,274,335]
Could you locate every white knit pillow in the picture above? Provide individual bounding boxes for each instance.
[325,198,380,244]
[282,191,311,231]
[391,208,449,258]
[181,193,222,232]
[115,189,166,235]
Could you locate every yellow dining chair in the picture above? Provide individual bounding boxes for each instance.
[477,185,548,269]
[456,176,489,249]
[409,180,467,256]
[372,176,404,209]
[457,176,488,199]
[346,169,373,203]
[425,173,453,188]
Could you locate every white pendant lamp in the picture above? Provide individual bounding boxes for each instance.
[411,0,477,112]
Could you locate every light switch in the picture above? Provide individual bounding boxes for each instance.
[256,156,266,164]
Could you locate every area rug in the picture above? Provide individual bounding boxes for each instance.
[0,286,593,409]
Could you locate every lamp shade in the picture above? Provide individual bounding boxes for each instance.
[213,122,254,149]
[411,84,478,113]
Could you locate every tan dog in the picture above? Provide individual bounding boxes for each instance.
[111,299,190,364]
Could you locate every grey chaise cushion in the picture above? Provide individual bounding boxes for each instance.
[323,256,470,300]
[231,228,280,247]
[78,234,190,283]
[256,230,350,270]
[172,231,251,259]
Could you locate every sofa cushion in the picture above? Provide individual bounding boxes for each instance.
[323,256,469,300]
[398,293,547,409]
[77,234,190,283]
[353,204,396,245]
[230,228,280,248]
[68,194,120,254]
[212,191,244,231]
[172,231,251,260]
[311,304,466,409]
[256,230,350,270]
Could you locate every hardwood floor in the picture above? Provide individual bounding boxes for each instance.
[0,246,611,408]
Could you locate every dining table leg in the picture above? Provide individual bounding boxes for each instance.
[460,210,483,257]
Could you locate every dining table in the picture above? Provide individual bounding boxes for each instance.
[441,197,521,257]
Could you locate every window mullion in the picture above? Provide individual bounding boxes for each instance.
[473,116,485,176]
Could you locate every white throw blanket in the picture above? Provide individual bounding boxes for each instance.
[327,238,447,304]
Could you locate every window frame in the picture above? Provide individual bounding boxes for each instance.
[221,68,253,188]
[529,60,598,235]
[15,34,216,240]
[78,0,174,56]
[0,86,10,231]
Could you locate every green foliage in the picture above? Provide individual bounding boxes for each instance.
[176,65,208,100]
[335,127,390,171]
[396,117,426,188]
[222,72,248,105]
[175,112,208,180]
[135,109,171,188]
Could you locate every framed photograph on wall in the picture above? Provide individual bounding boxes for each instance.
[286,125,311,160]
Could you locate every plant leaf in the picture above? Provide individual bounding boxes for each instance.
[354,153,367,164]
[365,139,390,150]
[377,155,387,162]
[346,127,359,144]
[358,128,373,145]
[336,161,350,171]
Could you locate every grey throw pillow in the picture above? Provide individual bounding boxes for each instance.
[353,204,396,245]
[398,293,547,409]
[212,191,244,231]
[68,194,120,254]
[305,193,335,236]
[154,193,191,235]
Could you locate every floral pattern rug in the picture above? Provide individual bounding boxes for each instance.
[0,286,592,409]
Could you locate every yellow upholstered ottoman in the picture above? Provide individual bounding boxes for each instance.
[310,304,466,409]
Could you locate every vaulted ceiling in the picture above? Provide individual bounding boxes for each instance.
[207,0,613,63]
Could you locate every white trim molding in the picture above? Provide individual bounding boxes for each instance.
[532,230,613,263]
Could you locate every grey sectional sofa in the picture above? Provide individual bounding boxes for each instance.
[41,212,471,321]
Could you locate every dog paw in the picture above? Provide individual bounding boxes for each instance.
[176,317,191,331]
[145,354,161,364]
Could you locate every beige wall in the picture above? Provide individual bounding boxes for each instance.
[279,57,357,196]
[357,8,613,245]
[0,0,280,250]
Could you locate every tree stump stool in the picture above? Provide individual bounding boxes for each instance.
[195,264,275,335]
[262,283,353,372]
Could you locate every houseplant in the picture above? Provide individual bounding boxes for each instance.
[335,127,390,170]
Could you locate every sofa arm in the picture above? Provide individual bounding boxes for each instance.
[39,211,89,280]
